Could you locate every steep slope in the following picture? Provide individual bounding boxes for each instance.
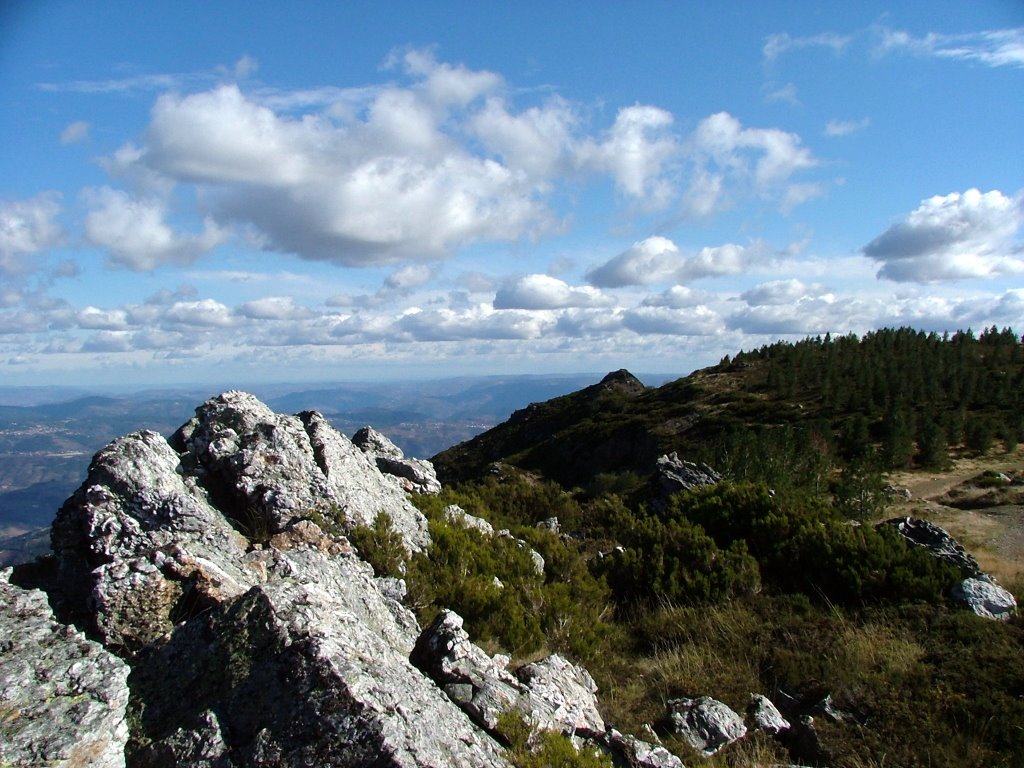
[434,328,1024,489]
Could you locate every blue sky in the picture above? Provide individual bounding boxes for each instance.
[1,1,1022,387]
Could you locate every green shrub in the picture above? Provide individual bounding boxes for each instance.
[663,482,959,605]
[348,511,406,578]
[596,510,761,607]
[496,711,613,768]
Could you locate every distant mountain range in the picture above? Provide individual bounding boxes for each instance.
[0,372,678,543]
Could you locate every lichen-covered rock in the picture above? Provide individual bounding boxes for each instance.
[411,610,603,737]
[353,425,442,495]
[952,577,1018,621]
[746,694,790,735]
[657,453,722,495]
[445,503,495,536]
[411,610,529,731]
[0,569,130,768]
[601,730,685,768]
[515,654,604,735]
[35,392,517,767]
[49,428,256,649]
[172,391,429,551]
[881,516,982,575]
[130,550,509,767]
[666,696,747,756]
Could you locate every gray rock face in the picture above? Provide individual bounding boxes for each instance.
[746,694,790,735]
[516,654,605,735]
[882,516,1017,620]
[412,610,604,737]
[353,426,442,495]
[130,549,508,767]
[50,428,257,650]
[601,730,684,768]
[657,453,722,495]
[29,392,515,767]
[445,503,495,536]
[172,392,430,551]
[952,577,1018,621]
[881,516,981,575]
[666,696,747,756]
[0,568,130,768]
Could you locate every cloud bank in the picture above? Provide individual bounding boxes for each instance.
[863,189,1024,282]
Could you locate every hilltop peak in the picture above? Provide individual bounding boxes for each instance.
[598,369,646,393]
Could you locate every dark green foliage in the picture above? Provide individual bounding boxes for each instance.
[348,511,406,578]
[661,482,959,605]
[964,416,994,455]
[831,457,886,521]
[407,480,611,660]
[435,326,1023,503]
[415,327,1024,767]
[596,512,760,607]
[406,512,546,654]
[916,419,949,468]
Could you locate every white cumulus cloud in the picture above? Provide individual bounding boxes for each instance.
[0,193,63,274]
[741,278,824,306]
[84,187,227,270]
[588,237,763,288]
[586,236,682,287]
[575,105,679,207]
[688,112,819,214]
[863,188,1024,282]
[494,274,612,310]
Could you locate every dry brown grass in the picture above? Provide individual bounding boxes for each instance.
[885,445,1024,592]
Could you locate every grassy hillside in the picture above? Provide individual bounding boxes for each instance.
[409,327,1024,767]
[435,326,1024,493]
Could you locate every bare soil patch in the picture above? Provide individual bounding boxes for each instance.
[886,447,1024,593]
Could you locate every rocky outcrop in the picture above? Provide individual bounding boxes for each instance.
[354,426,442,495]
[657,453,722,496]
[445,503,496,536]
[951,577,1019,621]
[15,392,516,767]
[171,391,430,551]
[881,516,982,575]
[0,568,130,768]
[600,730,684,768]
[127,551,508,766]
[411,610,604,737]
[882,516,1017,621]
[746,694,791,736]
[665,696,747,756]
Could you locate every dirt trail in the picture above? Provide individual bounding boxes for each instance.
[885,447,1024,591]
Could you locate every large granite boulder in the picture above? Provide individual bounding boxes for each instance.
[172,391,430,551]
[353,426,442,495]
[0,568,130,768]
[412,609,604,737]
[881,516,1017,621]
[666,696,747,756]
[24,392,511,767]
[951,577,1018,621]
[746,694,791,736]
